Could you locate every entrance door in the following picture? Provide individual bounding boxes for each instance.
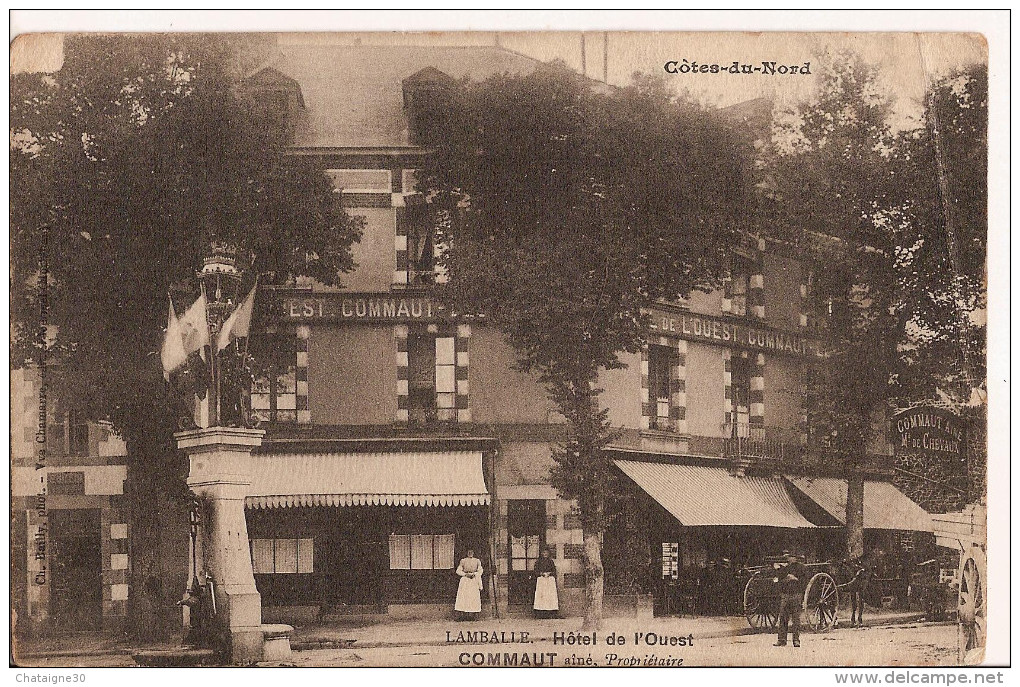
[49,509,103,631]
[507,500,546,605]
[319,537,386,606]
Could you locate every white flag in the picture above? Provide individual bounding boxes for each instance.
[216,283,257,352]
[177,293,210,361]
[160,297,187,381]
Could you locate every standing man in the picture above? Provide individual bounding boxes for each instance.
[773,551,808,648]
[844,556,872,627]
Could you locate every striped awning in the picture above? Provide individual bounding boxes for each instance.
[614,460,817,528]
[786,476,933,532]
[245,451,490,510]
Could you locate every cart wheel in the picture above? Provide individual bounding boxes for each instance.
[805,572,839,632]
[958,548,985,659]
[744,574,779,630]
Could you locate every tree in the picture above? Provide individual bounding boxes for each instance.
[416,65,751,627]
[10,34,363,636]
[763,53,904,560]
[893,63,988,506]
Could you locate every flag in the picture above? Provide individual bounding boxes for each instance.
[216,282,257,352]
[178,292,210,360]
[161,296,187,381]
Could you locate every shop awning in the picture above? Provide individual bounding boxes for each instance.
[614,460,817,528]
[245,451,490,509]
[785,476,933,532]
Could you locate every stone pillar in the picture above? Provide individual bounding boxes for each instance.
[176,427,265,664]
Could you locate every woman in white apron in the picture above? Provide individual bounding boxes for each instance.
[533,548,559,618]
[455,549,483,619]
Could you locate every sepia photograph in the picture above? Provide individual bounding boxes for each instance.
[9,11,1004,675]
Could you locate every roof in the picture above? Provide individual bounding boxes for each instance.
[615,460,817,528]
[258,44,542,148]
[786,476,933,532]
[245,451,490,509]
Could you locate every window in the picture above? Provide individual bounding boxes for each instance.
[647,344,675,431]
[66,409,89,456]
[388,534,455,570]
[325,169,392,194]
[48,471,86,496]
[727,257,751,317]
[407,204,436,285]
[730,356,751,432]
[250,333,297,423]
[407,331,457,425]
[251,538,314,574]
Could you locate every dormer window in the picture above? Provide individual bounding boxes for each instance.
[402,67,455,146]
[237,67,305,144]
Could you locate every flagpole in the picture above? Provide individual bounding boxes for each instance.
[201,281,217,427]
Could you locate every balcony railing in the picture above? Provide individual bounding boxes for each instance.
[723,423,789,469]
[722,423,894,477]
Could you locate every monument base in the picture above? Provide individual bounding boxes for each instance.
[176,426,267,665]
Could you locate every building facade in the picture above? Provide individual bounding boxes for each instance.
[12,368,131,634]
[232,40,936,622]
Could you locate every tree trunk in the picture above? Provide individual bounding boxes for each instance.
[845,470,865,560]
[581,529,604,630]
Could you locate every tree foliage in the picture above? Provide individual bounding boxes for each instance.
[416,64,751,626]
[894,64,987,406]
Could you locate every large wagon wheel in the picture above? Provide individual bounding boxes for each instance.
[744,573,779,630]
[958,547,986,660]
[804,572,839,632]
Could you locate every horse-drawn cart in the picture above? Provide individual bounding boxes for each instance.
[741,556,841,632]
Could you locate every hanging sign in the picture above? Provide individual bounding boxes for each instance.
[891,406,966,457]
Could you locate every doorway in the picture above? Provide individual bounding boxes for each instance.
[49,509,103,631]
[507,500,546,604]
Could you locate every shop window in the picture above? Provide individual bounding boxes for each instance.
[250,333,297,423]
[730,356,751,432]
[388,533,456,570]
[727,256,752,317]
[647,344,675,431]
[407,331,457,425]
[66,408,89,456]
[251,538,314,574]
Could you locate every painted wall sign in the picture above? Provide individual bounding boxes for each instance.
[892,407,966,457]
[278,293,443,322]
[645,307,826,358]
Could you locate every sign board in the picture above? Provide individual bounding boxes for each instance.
[277,293,443,323]
[645,306,827,359]
[891,406,966,458]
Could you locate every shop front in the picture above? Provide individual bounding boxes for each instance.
[610,458,831,617]
[784,476,936,609]
[243,450,491,621]
[609,457,937,617]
